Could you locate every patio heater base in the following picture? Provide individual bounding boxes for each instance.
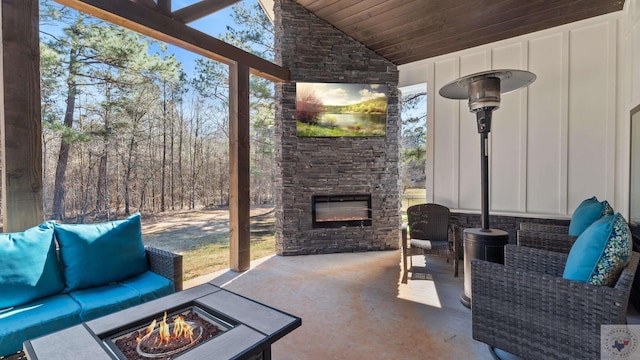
[460,228,508,308]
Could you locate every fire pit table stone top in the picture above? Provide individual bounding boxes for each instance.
[23,284,301,360]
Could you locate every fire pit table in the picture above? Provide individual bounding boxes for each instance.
[23,283,301,360]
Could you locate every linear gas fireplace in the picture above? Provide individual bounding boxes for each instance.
[312,194,372,228]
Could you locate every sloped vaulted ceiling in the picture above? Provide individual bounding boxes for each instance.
[286,0,624,65]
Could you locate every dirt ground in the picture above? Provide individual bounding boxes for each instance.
[138,207,276,280]
[140,207,274,252]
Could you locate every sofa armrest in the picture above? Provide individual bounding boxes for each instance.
[517,230,577,254]
[146,247,183,291]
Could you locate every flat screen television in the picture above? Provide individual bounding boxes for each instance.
[296,82,388,137]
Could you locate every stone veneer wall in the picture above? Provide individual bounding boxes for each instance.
[273,0,401,255]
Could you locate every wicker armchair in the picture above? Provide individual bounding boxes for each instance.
[472,244,639,360]
[146,247,184,291]
[516,229,576,254]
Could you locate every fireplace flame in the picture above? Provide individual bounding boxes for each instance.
[137,312,195,346]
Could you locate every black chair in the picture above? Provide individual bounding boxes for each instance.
[402,203,456,283]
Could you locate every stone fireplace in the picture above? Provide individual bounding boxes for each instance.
[274,0,401,255]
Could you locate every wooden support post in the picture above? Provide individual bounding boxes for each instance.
[229,62,250,272]
[0,0,44,232]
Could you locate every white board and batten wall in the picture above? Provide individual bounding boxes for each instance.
[399,5,640,219]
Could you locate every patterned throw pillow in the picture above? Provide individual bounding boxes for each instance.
[563,213,632,286]
[589,213,632,286]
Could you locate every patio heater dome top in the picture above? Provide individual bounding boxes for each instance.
[438,69,536,100]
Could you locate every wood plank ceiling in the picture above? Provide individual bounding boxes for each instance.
[294,0,625,65]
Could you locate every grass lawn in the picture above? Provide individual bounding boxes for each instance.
[141,208,276,281]
[181,216,276,280]
[402,188,426,213]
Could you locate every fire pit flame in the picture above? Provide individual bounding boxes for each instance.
[172,316,194,342]
[135,312,203,358]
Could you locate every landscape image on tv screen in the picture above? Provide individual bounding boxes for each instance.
[296,82,388,137]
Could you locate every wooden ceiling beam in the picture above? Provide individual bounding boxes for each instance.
[157,0,170,15]
[130,0,156,10]
[172,0,241,24]
[54,0,289,82]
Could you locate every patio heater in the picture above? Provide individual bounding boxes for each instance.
[439,69,536,308]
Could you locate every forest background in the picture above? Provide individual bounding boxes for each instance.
[31,0,425,224]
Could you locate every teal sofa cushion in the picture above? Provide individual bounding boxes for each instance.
[563,213,633,285]
[0,222,64,308]
[55,213,149,292]
[119,271,174,303]
[69,283,141,322]
[568,196,614,236]
[0,294,82,357]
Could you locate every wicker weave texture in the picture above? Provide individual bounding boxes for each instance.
[504,243,568,276]
[517,230,576,254]
[146,247,183,291]
[519,223,570,234]
[472,244,639,360]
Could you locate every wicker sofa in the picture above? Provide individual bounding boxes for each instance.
[0,214,183,357]
[472,244,639,360]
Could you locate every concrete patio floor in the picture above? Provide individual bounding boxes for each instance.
[185,250,494,360]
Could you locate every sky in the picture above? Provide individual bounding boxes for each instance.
[297,83,388,106]
[41,0,256,76]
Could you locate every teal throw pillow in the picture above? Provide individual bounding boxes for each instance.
[0,222,64,308]
[563,213,632,286]
[568,196,614,236]
[54,213,149,292]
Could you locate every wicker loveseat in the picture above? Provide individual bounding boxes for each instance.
[0,214,182,357]
[471,244,639,360]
